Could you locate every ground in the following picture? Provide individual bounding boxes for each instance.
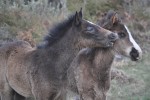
[108,49,150,100]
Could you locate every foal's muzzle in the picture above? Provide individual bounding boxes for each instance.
[130,47,140,61]
[108,33,118,41]
[106,33,118,47]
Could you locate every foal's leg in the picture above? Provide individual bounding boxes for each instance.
[33,93,55,100]
[79,93,106,100]
[14,92,26,100]
[1,93,13,100]
[81,88,107,100]
[1,90,14,100]
[76,79,106,100]
[1,90,26,100]
[32,89,56,100]
[79,93,94,100]
[53,90,67,100]
[33,90,66,100]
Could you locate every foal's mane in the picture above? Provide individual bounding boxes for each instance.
[38,14,75,48]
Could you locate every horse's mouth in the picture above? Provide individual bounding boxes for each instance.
[130,47,140,61]
[131,55,140,61]
[106,35,118,47]
[106,41,114,47]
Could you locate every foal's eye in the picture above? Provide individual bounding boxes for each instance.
[118,32,126,38]
[86,26,95,33]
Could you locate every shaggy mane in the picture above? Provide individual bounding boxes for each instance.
[38,14,75,48]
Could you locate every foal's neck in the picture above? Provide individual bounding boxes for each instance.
[93,48,114,69]
[92,48,116,91]
[92,48,115,73]
[49,28,78,55]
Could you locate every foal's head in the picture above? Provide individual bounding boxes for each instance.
[70,9,118,48]
[40,9,118,49]
[98,10,142,61]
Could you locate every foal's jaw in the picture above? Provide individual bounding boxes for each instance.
[107,32,118,47]
[97,26,119,47]
[102,32,118,47]
[124,25,142,61]
[80,20,118,48]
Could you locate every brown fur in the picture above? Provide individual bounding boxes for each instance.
[67,10,142,100]
[0,10,117,100]
[68,48,114,100]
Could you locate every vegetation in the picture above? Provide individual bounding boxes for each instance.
[108,51,150,100]
[0,0,150,99]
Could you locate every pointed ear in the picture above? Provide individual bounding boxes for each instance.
[74,11,82,26]
[111,13,119,24]
[79,8,83,18]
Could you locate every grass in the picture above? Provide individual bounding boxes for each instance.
[67,0,121,22]
[108,52,150,100]
[0,7,67,44]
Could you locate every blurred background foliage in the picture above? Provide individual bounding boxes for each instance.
[0,0,150,43]
[0,0,150,99]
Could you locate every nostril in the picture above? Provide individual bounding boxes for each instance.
[130,47,139,61]
[108,33,117,41]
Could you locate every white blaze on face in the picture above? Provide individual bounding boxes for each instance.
[86,20,98,26]
[124,25,142,57]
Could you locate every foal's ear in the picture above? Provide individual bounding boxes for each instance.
[79,8,83,18]
[111,13,120,25]
[74,11,82,26]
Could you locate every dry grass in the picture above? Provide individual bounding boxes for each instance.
[0,1,68,45]
[108,40,150,100]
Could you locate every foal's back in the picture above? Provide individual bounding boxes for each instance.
[0,40,33,99]
[0,40,33,74]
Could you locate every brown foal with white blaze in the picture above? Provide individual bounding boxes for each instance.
[67,10,142,100]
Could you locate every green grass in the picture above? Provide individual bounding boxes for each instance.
[108,53,150,100]
[67,0,121,22]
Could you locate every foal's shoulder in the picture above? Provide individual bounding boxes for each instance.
[76,47,97,61]
[78,47,96,55]
[13,40,32,47]
[77,48,91,56]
